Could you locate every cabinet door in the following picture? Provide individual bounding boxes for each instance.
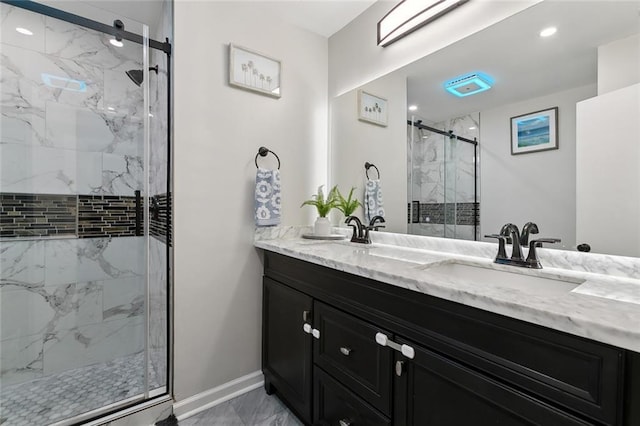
[263,278,313,424]
[393,338,594,426]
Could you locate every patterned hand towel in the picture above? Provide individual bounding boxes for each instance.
[364,179,385,223]
[255,168,281,227]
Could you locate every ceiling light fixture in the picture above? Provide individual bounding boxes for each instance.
[109,38,123,47]
[539,27,557,37]
[378,0,470,47]
[409,105,418,111]
[16,27,33,36]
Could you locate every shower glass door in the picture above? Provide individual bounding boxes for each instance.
[408,114,479,240]
[0,2,161,424]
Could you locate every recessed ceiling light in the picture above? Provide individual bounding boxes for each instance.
[539,27,557,37]
[469,126,476,130]
[107,106,115,111]
[408,105,418,111]
[109,38,124,47]
[16,27,33,36]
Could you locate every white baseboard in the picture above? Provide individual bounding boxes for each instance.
[173,371,264,421]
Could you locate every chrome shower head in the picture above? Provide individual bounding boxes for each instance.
[126,65,158,86]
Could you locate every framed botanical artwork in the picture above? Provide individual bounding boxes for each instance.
[358,90,388,127]
[510,107,558,155]
[229,44,281,98]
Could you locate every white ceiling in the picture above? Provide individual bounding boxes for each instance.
[52,0,377,39]
[260,0,377,38]
[406,1,640,123]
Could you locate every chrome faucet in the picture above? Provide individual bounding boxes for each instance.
[486,222,560,269]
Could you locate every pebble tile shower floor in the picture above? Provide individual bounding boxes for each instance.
[0,352,161,426]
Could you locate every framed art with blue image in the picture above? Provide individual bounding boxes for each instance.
[510,107,558,155]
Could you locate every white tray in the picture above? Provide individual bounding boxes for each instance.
[302,233,347,240]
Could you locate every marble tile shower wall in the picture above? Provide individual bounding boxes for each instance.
[1,237,145,385]
[0,4,145,196]
[0,4,154,387]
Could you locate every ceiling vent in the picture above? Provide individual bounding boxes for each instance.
[444,72,493,97]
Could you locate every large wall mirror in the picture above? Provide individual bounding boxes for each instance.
[330,0,639,257]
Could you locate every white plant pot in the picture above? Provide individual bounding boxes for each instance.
[314,217,331,236]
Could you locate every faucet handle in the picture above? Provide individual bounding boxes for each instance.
[484,234,508,260]
[530,238,561,246]
[526,238,561,268]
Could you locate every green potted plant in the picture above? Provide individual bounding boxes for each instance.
[301,185,338,235]
[335,187,362,225]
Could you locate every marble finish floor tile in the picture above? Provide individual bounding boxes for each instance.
[0,352,163,426]
[180,388,302,426]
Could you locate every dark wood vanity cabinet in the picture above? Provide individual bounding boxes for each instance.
[262,277,313,423]
[393,338,593,426]
[261,252,640,426]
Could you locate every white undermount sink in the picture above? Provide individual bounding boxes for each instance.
[422,261,585,295]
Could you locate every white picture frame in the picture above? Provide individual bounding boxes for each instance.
[358,90,388,127]
[229,44,281,98]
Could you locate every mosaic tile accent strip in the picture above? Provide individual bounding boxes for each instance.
[150,192,172,245]
[0,193,77,238]
[408,202,479,226]
[78,195,139,238]
[0,351,162,426]
[0,192,173,241]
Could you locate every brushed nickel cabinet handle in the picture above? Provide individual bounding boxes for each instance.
[339,347,352,356]
[339,419,352,426]
[396,360,404,377]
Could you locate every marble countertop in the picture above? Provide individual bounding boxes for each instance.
[255,226,640,353]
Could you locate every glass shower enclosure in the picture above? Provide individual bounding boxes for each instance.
[408,114,479,240]
[0,1,171,424]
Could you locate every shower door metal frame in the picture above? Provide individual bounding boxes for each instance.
[0,0,174,424]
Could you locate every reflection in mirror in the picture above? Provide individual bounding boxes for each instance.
[330,0,640,257]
